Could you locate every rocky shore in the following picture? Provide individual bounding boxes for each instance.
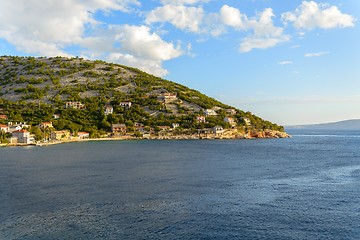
[0,130,290,147]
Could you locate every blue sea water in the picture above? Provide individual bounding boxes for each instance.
[1,131,360,239]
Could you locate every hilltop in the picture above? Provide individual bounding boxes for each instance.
[0,56,287,143]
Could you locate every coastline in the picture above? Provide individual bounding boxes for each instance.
[0,130,290,147]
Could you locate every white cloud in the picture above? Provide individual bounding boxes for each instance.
[282,1,355,30]
[220,5,247,30]
[85,0,141,12]
[0,0,140,55]
[0,0,183,77]
[82,25,183,77]
[114,25,182,61]
[239,8,290,52]
[146,4,228,36]
[146,4,290,52]
[0,1,90,52]
[248,8,284,37]
[240,36,290,52]
[160,0,209,5]
[278,61,293,65]
[202,12,227,36]
[304,51,330,57]
[107,53,170,77]
[146,5,204,33]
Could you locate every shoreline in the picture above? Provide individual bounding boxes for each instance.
[0,130,290,147]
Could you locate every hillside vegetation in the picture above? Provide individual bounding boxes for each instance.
[0,56,284,139]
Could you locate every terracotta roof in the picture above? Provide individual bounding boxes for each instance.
[13,129,28,133]
[77,132,89,135]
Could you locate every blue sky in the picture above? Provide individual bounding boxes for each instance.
[0,0,359,125]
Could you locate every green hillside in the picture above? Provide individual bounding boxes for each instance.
[0,56,285,140]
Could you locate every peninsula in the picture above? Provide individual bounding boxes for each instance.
[0,56,288,146]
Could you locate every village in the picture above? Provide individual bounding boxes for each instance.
[0,56,288,146]
[0,96,256,146]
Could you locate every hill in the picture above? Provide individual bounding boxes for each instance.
[0,56,287,142]
[286,119,360,130]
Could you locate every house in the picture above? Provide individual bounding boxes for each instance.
[172,123,180,129]
[0,115,8,120]
[0,124,8,133]
[224,117,237,127]
[104,104,113,115]
[241,117,251,126]
[157,92,177,103]
[51,130,70,140]
[226,109,237,115]
[65,101,85,109]
[135,126,145,132]
[212,126,224,135]
[120,102,132,108]
[197,116,206,123]
[7,122,30,133]
[38,122,53,129]
[204,109,217,116]
[197,128,213,135]
[12,130,34,144]
[8,125,22,133]
[77,132,90,139]
[111,124,127,133]
[53,114,60,119]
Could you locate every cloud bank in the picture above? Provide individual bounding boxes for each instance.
[0,0,356,76]
[282,1,355,30]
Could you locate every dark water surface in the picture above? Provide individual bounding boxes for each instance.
[1,133,360,239]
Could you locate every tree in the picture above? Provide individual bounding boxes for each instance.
[30,126,44,141]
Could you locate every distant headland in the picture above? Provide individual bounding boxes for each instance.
[286,119,360,131]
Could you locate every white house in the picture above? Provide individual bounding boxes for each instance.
[157,93,177,103]
[224,117,237,127]
[7,122,31,132]
[212,126,224,135]
[77,132,90,139]
[8,125,22,133]
[204,109,217,116]
[120,102,132,108]
[226,109,237,115]
[12,130,34,144]
[104,104,114,115]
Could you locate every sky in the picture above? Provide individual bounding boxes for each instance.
[0,0,359,125]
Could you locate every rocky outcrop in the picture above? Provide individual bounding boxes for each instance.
[248,130,290,139]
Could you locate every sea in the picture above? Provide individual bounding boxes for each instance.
[0,130,359,240]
